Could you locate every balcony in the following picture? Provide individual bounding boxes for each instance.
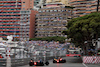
[0,13,20,15]
[0,26,20,28]
[20,12,30,14]
[0,33,20,35]
[0,0,21,3]
[0,20,19,22]
[0,7,21,9]
[20,20,27,22]
[0,36,7,38]
[0,29,20,31]
[0,4,21,6]
[0,17,20,19]
[0,10,20,12]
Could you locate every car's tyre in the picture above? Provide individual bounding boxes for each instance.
[41,63,44,66]
[45,62,49,65]
[53,60,56,63]
[29,62,33,66]
[64,60,66,62]
[62,60,66,63]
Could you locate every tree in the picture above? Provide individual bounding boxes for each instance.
[63,12,100,53]
[29,36,66,43]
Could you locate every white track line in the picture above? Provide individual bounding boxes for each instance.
[82,63,88,67]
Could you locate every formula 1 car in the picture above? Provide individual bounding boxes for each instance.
[34,61,44,66]
[53,58,66,63]
[34,61,49,66]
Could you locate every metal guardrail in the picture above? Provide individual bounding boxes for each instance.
[11,58,32,67]
[0,55,66,67]
[11,55,66,67]
[0,59,6,67]
[0,51,66,67]
[0,41,67,67]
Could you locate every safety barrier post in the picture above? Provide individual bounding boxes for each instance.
[6,47,11,67]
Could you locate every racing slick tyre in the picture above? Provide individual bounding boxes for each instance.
[45,61,49,65]
[34,62,44,66]
[61,60,66,63]
[53,60,56,63]
[64,60,66,62]
[29,62,34,66]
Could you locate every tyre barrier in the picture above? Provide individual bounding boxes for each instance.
[83,56,100,64]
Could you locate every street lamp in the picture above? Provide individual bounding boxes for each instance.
[84,41,88,55]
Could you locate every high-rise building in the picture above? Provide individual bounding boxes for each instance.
[69,0,100,18]
[20,10,38,40]
[46,0,70,6]
[34,0,41,6]
[34,0,46,9]
[35,3,73,38]
[21,0,34,10]
[0,0,37,40]
[0,0,21,40]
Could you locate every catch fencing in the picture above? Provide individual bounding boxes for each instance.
[83,56,100,64]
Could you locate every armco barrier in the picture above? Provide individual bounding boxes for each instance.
[11,58,32,67]
[0,59,6,67]
[83,56,100,64]
[11,55,65,67]
[0,56,66,67]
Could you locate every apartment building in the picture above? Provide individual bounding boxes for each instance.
[20,10,38,40]
[35,3,73,38]
[46,0,70,6]
[21,0,34,10]
[34,0,46,9]
[70,0,100,18]
[0,0,37,40]
[0,0,21,40]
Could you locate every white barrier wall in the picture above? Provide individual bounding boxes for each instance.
[97,41,100,48]
[83,56,100,64]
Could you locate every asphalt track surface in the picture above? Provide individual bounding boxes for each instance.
[18,57,100,67]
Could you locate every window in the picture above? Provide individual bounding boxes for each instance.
[23,2,25,3]
[23,5,25,7]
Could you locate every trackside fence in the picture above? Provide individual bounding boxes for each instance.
[83,56,100,64]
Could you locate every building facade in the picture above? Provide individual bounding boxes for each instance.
[34,0,41,7]
[35,3,73,38]
[34,0,46,9]
[0,0,36,40]
[21,0,34,10]
[0,0,21,40]
[46,0,70,6]
[20,10,37,40]
[69,0,100,18]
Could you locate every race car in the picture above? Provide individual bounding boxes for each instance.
[34,61,44,66]
[34,60,49,66]
[53,57,66,63]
